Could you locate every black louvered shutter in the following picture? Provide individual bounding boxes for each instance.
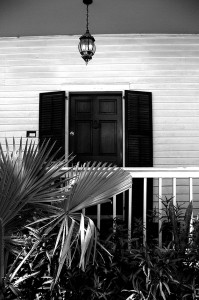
[39,91,65,159]
[125,90,153,167]
[125,90,153,222]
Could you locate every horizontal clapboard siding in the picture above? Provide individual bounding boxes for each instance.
[0,34,199,168]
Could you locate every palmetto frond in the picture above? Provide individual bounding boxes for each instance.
[0,138,72,227]
[0,138,74,290]
[30,161,132,288]
[57,161,132,213]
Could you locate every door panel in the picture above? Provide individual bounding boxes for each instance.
[69,93,122,166]
[76,100,92,114]
[76,121,92,154]
[100,121,116,154]
[99,100,117,114]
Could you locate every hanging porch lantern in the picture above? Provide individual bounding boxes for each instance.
[78,0,96,65]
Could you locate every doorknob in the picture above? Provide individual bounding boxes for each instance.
[70,131,75,136]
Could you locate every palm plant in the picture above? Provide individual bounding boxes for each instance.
[26,161,132,289]
[162,198,193,252]
[0,138,132,298]
[0,138,74,299]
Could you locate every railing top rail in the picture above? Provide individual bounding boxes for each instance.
[61,166,199,178]
[123,167,199,178]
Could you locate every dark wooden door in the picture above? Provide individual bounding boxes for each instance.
[69,93,123,166]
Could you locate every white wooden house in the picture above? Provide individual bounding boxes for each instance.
[0,33,199,238]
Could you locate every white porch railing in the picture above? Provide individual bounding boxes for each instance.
[88,167,199,247]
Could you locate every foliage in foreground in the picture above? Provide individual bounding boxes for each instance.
[0,138,132,299]
[125,198,199,300]
[2,139,199,299]
[4,199,199,300]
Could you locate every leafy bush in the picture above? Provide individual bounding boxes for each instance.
[124,198,199,300]
[4,204,199,300]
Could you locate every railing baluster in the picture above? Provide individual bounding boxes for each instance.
[113,195,116,220]
[123,192,126,221]
[82,208,85,215]
[189,177,194,235]
[113,195,117,233]
[158,178,163,247]
[189,177,193,202]
[128,187,132,249]
[97,204,101,231]
[172,177,177,242]
[173,177,177,206]
[143,178,147,246]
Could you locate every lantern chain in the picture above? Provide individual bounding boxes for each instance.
[86,4,89,32]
